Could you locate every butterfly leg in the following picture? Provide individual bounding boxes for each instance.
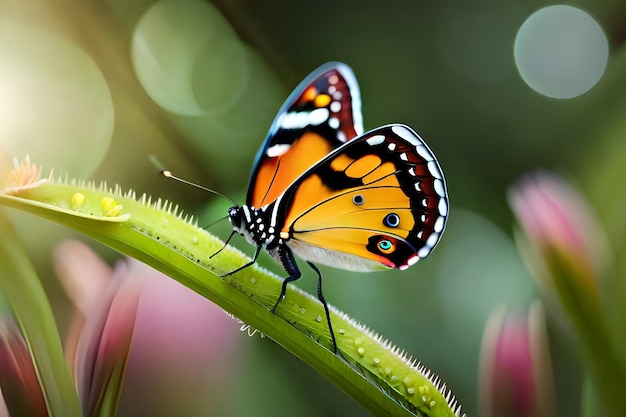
[270,246,338,352]
[306,261,337,354]
[270,246,301,314]
[210,230,237,259]
[220,245,262,277]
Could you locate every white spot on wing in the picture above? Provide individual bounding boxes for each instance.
[415,145,434,162]
[279,112,306,129]
[438,199,448,216]
[434,178,445,197]
[279,108,329,130]
[426,232,440,249]
[309,108,330,125]
[434,216,445,233]
[328,117,340,129]
[366,135,386,146]
[330,101,341,113]
[427,161,443,179]
[391,125,419,145]
[266,144,291,157]
[417,246,431,258]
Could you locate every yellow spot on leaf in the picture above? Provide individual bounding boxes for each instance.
[101,197,122,217]
[71,193,85,210]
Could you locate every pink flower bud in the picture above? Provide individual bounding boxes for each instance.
[480,304,556,417]
[509,172,606,304]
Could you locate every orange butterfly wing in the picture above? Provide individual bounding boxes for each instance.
[226,63,448,354]
[277,125,448,271]
[250,132,335,209]
[247,62,363,208]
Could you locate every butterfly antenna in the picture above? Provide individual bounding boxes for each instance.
[202,215,229,230]
[150,156,239,207]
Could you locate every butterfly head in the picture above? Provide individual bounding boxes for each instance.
[228,204,283,249]
[227,205,245,235]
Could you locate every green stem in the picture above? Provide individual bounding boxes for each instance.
[546,249,626,417]
[0,181,464,417]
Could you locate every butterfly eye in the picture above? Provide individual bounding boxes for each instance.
[352,194,365,206]
[377,239,395,254]
[383,213,400,228]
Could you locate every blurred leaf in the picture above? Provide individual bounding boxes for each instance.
[0,212,81,417]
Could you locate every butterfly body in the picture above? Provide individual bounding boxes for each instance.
[225,62,448,352]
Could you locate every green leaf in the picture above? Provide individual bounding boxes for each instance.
[0,212,82,417]
[0,177,464,417]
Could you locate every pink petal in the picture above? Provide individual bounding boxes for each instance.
[54,240,112,316]
[73,260,140,415]
[54,239,113,371]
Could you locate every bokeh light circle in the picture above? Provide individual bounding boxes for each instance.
[514,5,608,99]
[132,0,249,116]
[0,22,114,177]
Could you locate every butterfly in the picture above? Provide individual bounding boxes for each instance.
[224,62,448,352]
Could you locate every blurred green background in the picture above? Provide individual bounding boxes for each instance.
[1,0,625,415]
